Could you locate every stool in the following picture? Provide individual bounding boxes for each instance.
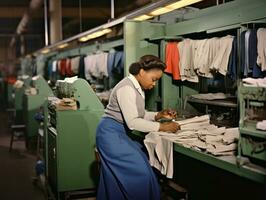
[9,124,26,152]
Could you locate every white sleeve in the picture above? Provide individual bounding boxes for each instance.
[117,86,160,132]
[144,111,158,121]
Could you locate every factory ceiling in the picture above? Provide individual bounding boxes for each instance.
[0,0,228,63]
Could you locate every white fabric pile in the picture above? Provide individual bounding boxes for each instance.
[144,115,239,178]
[242,77,266,88]
[13,80,24,89]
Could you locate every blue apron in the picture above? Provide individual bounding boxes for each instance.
[96,117,160,200]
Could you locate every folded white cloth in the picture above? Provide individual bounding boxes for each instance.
[256,120,266,131]
[144,132,174,178]
[242,77,266,87]
[144,115,239,178]
[222,128,239,144]
[191,93,227,100]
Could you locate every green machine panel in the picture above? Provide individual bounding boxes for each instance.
[44,78,104,199]
[48,110,101,192]
[24,94,48,138]
[23,76,53,149]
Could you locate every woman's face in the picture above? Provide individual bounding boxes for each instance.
[138,68,163,90]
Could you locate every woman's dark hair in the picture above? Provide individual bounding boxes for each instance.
[129,55,166,75]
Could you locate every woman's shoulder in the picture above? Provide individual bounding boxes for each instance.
[115,77,134,89]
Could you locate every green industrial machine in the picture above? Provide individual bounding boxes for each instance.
[44,78,104,200]
[23,75,53,148]
[238,82,266,164]
[14,76,31,124]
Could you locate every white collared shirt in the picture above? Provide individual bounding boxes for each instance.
[104,74,160,132]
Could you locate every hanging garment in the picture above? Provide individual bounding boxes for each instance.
[70,56,80,75]
[244,30,251,76]
[107,51,124,75]
[193,39,214,78]
[96,117,160,200]
[84,54,96,80]
[165,42,181,80]
[58,59,67,76]
[65,58,74,76]
[210,35,234,76]
[78,55,86,79]
[95,52,109,78]
[36,54,45,76]
[228,36,237,80]
[178,39,199,82]
[248,29,263,78]
[257,28,266,71]
[240,30,247,76]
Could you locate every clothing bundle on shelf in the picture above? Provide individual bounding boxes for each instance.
[165,35,236,82]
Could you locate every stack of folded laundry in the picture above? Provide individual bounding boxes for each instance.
[144,115,239,178]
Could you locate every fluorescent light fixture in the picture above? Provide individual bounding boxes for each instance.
[101,28,112,34]
[133,14,154,21]
[78,28,112,42]
[135,0,204,20]
[41,49,50,54]
[149,7,171,16]
[79,36,89,42]
[57,43,69,49]
[166,0,203,10]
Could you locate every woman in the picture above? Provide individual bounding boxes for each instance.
[96,55,180,200]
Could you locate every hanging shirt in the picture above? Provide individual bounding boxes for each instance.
[244,30,251,76]
[165,42,181,80]
[249,29,263,78]
[228,36,237,80]
[210,35,234,76]
[257,28,266,71]
[178,39,199,82]
[70,56,80,75]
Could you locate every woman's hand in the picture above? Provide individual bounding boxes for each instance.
[155,109,177,121]
[159,122,180,133]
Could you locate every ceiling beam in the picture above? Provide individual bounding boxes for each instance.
[0,7,112,18]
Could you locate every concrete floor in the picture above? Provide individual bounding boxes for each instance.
[0,110,45,200]
[0,109,176,200]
